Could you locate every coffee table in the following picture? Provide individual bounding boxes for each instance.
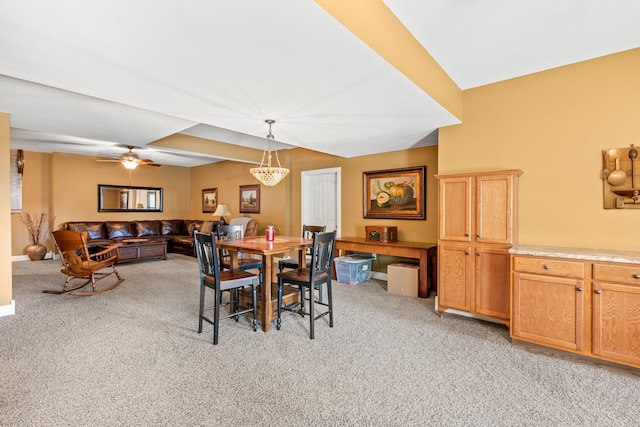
[116,239,168,262]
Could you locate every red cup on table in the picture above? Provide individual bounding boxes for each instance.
[265,226,275,241]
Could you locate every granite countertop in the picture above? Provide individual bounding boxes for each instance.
[509,244,640,265]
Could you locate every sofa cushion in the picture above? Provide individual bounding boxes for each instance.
[161,220,183,236]
[229,217,258,237]
[182,220,203,236]
[135,220,162,237]
[200,220,216,234]
[170,236,194,246]
[66,222,107,240]
[105,221,135,239]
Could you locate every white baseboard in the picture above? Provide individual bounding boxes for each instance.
[434,296,505,325]
[372,272,387,280]
[11,252,56,262]
[0,300,15,317]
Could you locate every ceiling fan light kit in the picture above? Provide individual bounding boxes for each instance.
[97,146,161,169]
[250,119,290,188]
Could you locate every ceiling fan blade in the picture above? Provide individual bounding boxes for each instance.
[95,148,161,167]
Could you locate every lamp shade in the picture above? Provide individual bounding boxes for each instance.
[212,203,231,217]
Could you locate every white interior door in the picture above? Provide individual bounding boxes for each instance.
[301,167,341,237]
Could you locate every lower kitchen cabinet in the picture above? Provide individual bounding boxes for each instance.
[512,271,586,352]
[592,263,640,367]
[510,246,640,369]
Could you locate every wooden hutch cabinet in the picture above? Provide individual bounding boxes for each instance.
[436,170,522,322]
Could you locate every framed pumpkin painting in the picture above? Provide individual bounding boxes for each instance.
[363,166,426,220]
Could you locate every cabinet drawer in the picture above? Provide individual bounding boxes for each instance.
[593,263,640,286]
[513,256,584,279]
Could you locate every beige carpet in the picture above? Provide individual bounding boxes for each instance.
[2,254,639,426]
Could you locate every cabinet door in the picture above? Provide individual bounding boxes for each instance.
[475,247,510,319]
[592,282,640,367]
[476,174,515,245]
[439,176,472,242]
[438,244,472,312]
[512,272,585,351]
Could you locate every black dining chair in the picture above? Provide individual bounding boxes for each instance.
[278,225,326,272]
[194,231,259,345]
[276,230,336,339]
[217,224,263,284]
[278,225,326,301]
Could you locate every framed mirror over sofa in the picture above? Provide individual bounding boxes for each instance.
[98,184,163,212]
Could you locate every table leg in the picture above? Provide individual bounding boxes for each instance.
[260,255,273,332]
[229,251,238,269]
[418,249,429,298]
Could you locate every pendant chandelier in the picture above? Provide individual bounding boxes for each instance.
[250,119,290,188]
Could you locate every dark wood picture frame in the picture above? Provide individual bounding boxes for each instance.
[363,166,426,220]
[202,188,218,213]
[239,184,260,214]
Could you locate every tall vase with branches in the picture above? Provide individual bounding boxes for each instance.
[19,212,55,261]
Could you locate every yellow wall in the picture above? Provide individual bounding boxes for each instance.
[13,146,438,267]
[439,48,640,250]
[1,113,12,308]
[10,151,53,256]
[189,146,439,246]
[12,152,191,256]
[189,156,289,230]
[50,152,191,226]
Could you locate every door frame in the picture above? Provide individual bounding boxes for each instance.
[301,167,341,237]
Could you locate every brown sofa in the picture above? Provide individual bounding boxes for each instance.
[65,219,207,257]
[64,218,258,257]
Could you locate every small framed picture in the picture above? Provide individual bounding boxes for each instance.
[202,188,218,213]
[239,184,260,214]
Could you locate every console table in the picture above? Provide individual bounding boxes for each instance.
[334,237,437,298]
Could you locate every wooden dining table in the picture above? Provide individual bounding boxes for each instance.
[217,235,313,331]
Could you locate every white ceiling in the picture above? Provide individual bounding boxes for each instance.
[1,1,638,167]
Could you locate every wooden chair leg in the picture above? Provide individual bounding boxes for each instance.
[309,285,315,340]
[213,287,222,345]
[327,280,334,328]
[299,286,305,316]
[198,280,206,333]
[276,278,283,330]
[252,284,258,331]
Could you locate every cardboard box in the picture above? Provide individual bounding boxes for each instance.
[387,263,419,297]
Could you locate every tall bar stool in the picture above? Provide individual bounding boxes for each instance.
[194,231,259,345]
[276,231,336,339]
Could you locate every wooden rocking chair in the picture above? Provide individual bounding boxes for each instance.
[48,229,125,296]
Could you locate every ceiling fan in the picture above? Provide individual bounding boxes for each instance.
[96,146,161,169]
